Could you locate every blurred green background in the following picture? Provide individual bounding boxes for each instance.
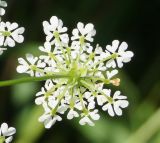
[0,0,160,143]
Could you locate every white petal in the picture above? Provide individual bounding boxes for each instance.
[44,118,56,129]
[113,91,127,100]
[44,42,51,52]
[102,103,115,117]
[1,123,8,135]
[117,57,123,68]
[118,42,128,52]
[60,34,69,44]
[97,95,107,106]
[4,37,15,47]
[72,29,79,36]
[103,89,111,97]
[50,16,59,29]
[46,33,53,42]
[35,97,45,105]
[5,136,13,143]
[3,127,16,136]
[59,27,67,33]
[11,33,24,43]
[114,103,122,116]
[77,22,84,35]
[88,102,95,110]
[39,114,51,122]
[67,109,79,120]
[90,110,100,120]
[121,51,134,58]
[106,69,118,79]
[0,1,7,7]
[84,23,94,34]
[16,65,29,73]
[79,116,94,126]
[8,23,18,31]
[0,36,5,46]
[106,59,116,68]
[0,8,5,16]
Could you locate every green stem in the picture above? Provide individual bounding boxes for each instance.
[0,74,69,87]
[126,108,160,143]
[91,53,118,68]
[0,136,5,143]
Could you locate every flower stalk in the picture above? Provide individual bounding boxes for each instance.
[0,74,69,87]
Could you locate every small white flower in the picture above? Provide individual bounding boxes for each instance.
[39,113,62,129]
[43,16,69,46]
[71,22,96,53]
[0,22,25,47]
[67,109,79,120]
[35,79,55,105]
[16,54,45,77]
[79,116,94,126]
[106,40,134,68]
[79,109,100,126]
[0,123,16,143]
[71,22,96,43]
[0,0,7,16]
[39,99,63,129]
[102,90,129,116]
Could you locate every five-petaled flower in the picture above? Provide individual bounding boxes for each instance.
[43,16,69,46]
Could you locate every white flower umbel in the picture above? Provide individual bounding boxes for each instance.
[17,16,134,128]
[0,22,25,47]
[0,123,16,143]
[0,0,7,16]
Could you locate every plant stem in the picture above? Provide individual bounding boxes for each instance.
[126,108,160,143]
[0,74,69,87]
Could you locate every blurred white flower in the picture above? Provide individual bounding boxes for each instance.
[0,22,25,47]
[0,123,16,143]
[0,0,7,16]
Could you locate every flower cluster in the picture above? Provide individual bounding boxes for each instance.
[0,0,25,55]
[17,16,134,128]
[0,123,16,143]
